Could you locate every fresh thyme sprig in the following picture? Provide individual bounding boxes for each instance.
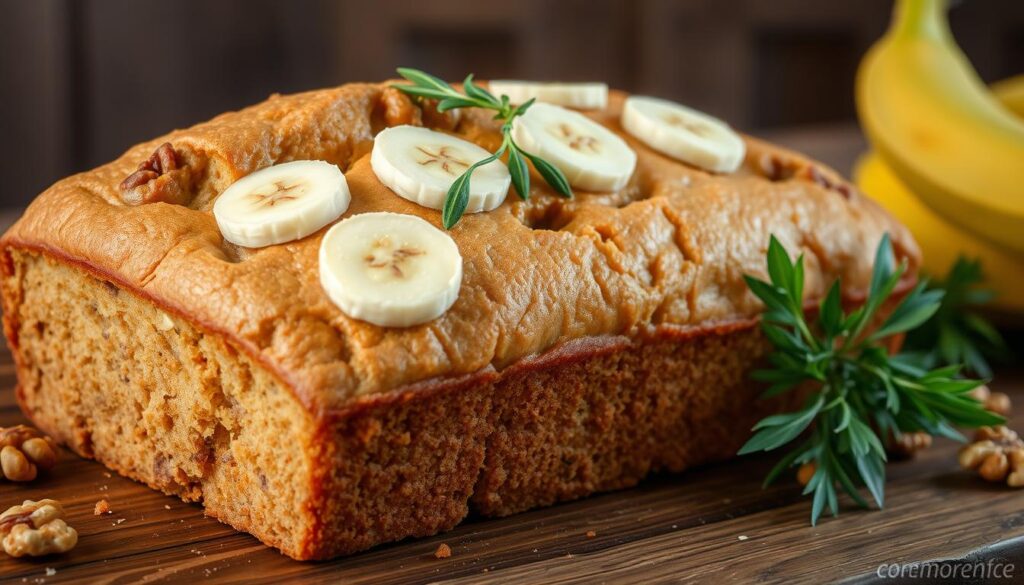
[903,256,1009,378]
[740,235,1004,525]
[392,68,572,229]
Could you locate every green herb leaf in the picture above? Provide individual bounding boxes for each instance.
[392,68,575,228]
[819,281,843,338]
[522,150,573,198]
[440,150,504,229]
[462,74,498,105]
[442,173,472,230]
[740,233,1000,525]
[396,67,453,93]
[437,96,483,112]
[871,282,943,340]
[903,256,1010,378]
[507,146,530,200]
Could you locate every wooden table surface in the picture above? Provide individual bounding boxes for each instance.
[0,332,1022,584]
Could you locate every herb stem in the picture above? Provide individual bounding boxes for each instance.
[740,234,1001,525]
[392,68,572,228]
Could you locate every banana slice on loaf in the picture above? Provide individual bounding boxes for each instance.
[621,96,745,173]
[511,103,636,192]
[213,160,350,248]
[319,212,463,327]
[371,126,510,213]
[488,80,608,110]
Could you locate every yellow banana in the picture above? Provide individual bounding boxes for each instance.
[856,0,1024,256]
[856,76,1024,313]
[990,76,1024,118]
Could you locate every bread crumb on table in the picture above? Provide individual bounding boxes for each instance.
[45,569,55,576]
[586,530,597,538]
[94,499,110,515]
[434,543,452,559]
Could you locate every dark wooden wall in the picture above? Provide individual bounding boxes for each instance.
[2,0,1022,207]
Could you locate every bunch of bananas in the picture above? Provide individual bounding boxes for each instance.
[855,0,1024,312]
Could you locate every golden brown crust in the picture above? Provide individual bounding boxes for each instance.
[0,82,920,416]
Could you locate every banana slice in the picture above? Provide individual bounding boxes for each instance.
[488,80,608,110]
[213,160,350,248]
[621,96,745,173]
[371,126,510,212]
[319,212,462,327]
[510,103,636,192]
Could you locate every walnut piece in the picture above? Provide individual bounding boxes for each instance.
[959,426,1024,487]
[799,165,854,199]
[887,431,932,460]
[420,97,461,131]
[374,87,460,132]
[119,142,192,206]
[0,499,78,558]
[796,462,815,486]
[970,384,1012,416]
[377,87,423,128]
[758,153,797,182]
[0,425,58,482]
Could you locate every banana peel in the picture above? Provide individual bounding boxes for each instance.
[856,0,1024,256]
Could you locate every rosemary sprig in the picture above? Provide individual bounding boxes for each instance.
[903,256,1009,378]
[740,235,1004,525]
[392,68,572,229]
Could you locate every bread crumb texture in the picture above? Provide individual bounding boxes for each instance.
[2,250,802,559]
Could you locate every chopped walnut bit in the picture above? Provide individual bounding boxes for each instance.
[377,87,423,128]
[420,97,461,132]
[887,431,933,460]
[799,165,854,200]
[959,426,1024,487]
[93,499,110,516]
[796,462,816,486]
[0,499,78,558]
[119,142,193,206]
[434,543,452,559]
[970,384,1012,416]
[0,425,58,482]
[758,153,796,182]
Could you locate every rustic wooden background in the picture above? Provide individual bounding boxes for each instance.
[2,0,1023,208]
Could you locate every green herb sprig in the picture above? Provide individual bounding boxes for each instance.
[392,68,572,229]
[904,256,1009,378]
[740,235,1003,525]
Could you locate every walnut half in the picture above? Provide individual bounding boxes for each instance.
[887,430,932,460]
[959,426,1024,487]
[0,425,57,482]
[119,142,193,206]
[0,499,78,558]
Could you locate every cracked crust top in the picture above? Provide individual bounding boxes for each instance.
[0,82,920,414]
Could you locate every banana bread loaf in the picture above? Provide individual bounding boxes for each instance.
[0,82,919,559]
